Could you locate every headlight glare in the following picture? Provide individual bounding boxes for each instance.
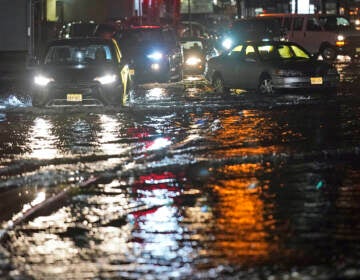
[147,52,163,60]
[34,75,54,86]
[94,74,117,84]
[186,56,202,66]
[222,38,233,50]
[337,34,345,41]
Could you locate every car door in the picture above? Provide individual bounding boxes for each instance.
[220,44,245,88]
[232,44,262,90]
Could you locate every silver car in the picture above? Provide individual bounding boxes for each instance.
[205,41,339,94]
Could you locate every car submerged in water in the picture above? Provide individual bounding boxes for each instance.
[115,25,183,84]
[205,40,339,94]
[31,38,132,107]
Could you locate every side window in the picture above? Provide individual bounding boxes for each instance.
[245,45,257,60]
[278,45,292,58]
[306,17,322,31]
[293,17,304,31]
[245,45,255,55]
[229,45,243,57]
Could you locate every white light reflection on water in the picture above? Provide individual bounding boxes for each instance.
[146,137,172,151]
[145,87,166,100]
[27,117,59,159]
[98,114,125,155]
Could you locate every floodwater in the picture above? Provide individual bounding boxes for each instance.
[0,65,360,279]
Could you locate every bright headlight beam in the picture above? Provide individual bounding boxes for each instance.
[186,56,202,66]
[34,75,54,86]
[222,38,233,50]
[337,34,345,41]
[147,52,163,60]
[94,74,117,84]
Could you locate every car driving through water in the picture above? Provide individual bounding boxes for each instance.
[115,25,183,84]
[31,37,132,107]
[205,40,339,94]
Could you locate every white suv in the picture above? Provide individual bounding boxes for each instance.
[258,13,360,61]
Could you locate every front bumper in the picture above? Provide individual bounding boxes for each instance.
[32,82,122,107]
[272,75,339,89]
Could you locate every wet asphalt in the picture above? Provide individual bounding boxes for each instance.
[0,63,360,279]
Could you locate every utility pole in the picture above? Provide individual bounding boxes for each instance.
[236,0,241,18]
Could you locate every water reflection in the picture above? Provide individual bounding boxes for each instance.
[27,117,59,159]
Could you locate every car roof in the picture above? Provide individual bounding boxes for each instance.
[49,37,115,46]
[236,40,302,46]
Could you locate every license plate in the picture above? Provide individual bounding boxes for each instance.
[310,77,323,85]
[356,47,360,53]
[129,69,135,75]
[67,94,82,102]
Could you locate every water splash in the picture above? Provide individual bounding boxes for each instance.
[0,94,31,109]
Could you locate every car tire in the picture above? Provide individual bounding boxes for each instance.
[32,93,47,108]
[212,74,227,94]
[321,46,337,61]
[258,75,275,94]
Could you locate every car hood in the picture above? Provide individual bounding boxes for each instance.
[37,64,119,82]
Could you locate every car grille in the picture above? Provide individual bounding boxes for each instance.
[51,82,98,99]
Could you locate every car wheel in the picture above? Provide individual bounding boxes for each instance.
[258,75,274,94]
[321,47,337,61]
[212,75,227,94]
[32,93,47,107]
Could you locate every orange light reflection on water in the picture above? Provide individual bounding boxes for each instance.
[211,162,277,265]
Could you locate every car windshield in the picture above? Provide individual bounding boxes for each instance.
[319,16,353,31]
[181,41,203,51]
[44,44,113,65]
[258,44,310,60]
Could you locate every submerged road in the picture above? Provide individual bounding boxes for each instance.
[0,63,360,279]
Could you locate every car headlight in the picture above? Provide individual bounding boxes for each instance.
[147,51,163,60]
[94,74,117,84]
[34,75,54,86]
[337,34,345,41]
[185,56,202,66]
[336,34,346,47]
[222,38,233,50]
[355,19,360,26]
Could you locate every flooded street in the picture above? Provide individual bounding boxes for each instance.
[1,64,360,279]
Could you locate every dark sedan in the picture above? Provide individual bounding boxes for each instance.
[205,41,339,94]
[31,38,131,107]
[115,25,183,84]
